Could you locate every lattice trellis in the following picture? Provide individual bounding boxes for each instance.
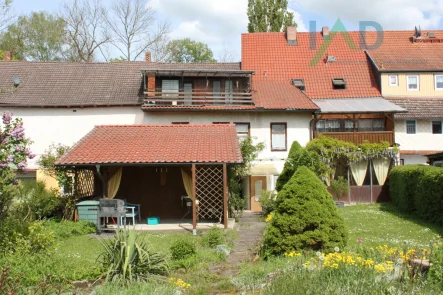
[196,165,224,219]
[74,169,95,198]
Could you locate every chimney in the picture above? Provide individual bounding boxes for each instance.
[322,26,330,40]
[3,51,11,61]
[145,52,151,62]
[287,26,298,45]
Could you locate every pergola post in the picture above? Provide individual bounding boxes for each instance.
[192,164,197,235]
[223,163,228,229]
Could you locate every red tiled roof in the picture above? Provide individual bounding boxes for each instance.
[242,32,382,99]
[56,124,243,165]
[385,97,443,119]
[365,30,443,71]
[401,150,442,156]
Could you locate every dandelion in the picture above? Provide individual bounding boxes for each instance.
[397,258,404,264]
[334,247,340,252]
[316,251,322,257]
[319,255,325,261]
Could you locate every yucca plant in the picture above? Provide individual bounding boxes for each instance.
[98,230,169,283]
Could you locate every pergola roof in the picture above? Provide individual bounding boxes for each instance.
[312,98,407,114]
[56,124,243,165]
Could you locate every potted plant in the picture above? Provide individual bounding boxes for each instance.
[331,176,349,208]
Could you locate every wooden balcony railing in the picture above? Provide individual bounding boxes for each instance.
[314,131,394,145]
[143,90,254,106]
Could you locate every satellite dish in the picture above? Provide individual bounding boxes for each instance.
[13,75,20,87]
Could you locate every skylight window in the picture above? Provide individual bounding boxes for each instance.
[292,78,305,91]
[332,78,346,90]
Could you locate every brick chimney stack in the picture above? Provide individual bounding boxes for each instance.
[3,51,11,61]
[145,52,151,62]
[322,26,330,40]
[287,26,298,45]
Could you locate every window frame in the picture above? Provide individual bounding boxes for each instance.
[212,122,230,124]
[406,120,416,134]
[234,122,250,139]
[270,122,287,151]
[435,75,443,90]
[406,75,419,91]
[172,122,189,125]
[388,75,398,86]
[432,120,442,134]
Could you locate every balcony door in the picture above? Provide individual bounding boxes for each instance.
[225,80,233,104]
[250,176,266,212]
[184,83,192,105]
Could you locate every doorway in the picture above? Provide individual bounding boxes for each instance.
[250,176,266,212]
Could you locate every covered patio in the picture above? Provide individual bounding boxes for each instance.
[56,124,243,232]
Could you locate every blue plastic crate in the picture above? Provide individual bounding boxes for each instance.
[147,217,160,225]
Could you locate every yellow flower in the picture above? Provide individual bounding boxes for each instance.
[265,212,273,223]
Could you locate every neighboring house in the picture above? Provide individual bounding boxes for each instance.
[366,30,443,165]
[0,61,146,186]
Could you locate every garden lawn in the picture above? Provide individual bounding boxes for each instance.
[342,203,443,249]
[234,203,443,295]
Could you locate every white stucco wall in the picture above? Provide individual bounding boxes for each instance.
[1,106,143,169]
[395,119,443,165]
[143,111,313,179]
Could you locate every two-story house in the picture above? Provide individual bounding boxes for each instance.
[365,29,443,165]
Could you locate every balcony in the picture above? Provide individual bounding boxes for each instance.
[314,131,394,145]
[144,89,254,106]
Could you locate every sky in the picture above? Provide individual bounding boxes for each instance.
[10,0,443,61]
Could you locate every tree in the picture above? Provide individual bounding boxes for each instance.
[247,0,296,33]
[0,112,34,220]
[107,0,169,61]
[0,12,67,61]
[275,141,321,192]
[0,0,14,32]
[165,38,216,63]
[61,0,111,62]
[263,167,348,256]
[218,45,237,63]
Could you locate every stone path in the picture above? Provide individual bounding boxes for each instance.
[208,211,267,293]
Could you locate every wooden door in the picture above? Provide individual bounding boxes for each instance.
[250,176,266,212]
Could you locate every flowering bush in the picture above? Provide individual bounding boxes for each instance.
[169,277,191,289]
[0,112,34,219]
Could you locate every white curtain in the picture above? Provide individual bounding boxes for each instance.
[350,160,368,186]
[372,158,390,185]
[107,167,123,199]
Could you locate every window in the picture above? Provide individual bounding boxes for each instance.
[161,80,179,96]
[271,123,287,151]
[406,120,416,134]
[432,121,442,134]
[316,120,340,132]
[213,122,230,124]
[172,122,189,124]
[292,78,305,90]
[373,119,385,131]
[213,81,221,103]
[235,123,250,141]
[225,80,233,102]
[435,75,443,90]
[407,75,419,91]
[400,159,405,166]
[332,78,346,90]
[389,75,398,86]
[183,82,192,105]
[344,120,354,132]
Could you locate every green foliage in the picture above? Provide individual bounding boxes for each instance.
[428,237,443,289]
[0,12,67,61]
[259,190,277,216]
[306,136,398,182]
[330,176,349,201]
[276,141,322,191]
[170,239,197,260]
[15,180,62,221]
[389,165,443,225]
[247,0,296,33]
[201,226,225,248]
[229,137,265,218]
[98,230,169,283]
[165,38,216,63]
[0,218,29,254]
[263,167,348,256]
[22,221,57,254]
[43,219,96,239]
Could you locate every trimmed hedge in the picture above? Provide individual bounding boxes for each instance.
[264,166,348,256]
[390,165,443,225]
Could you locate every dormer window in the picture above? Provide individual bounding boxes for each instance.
[292,78,305,91]
[332,78,346,90]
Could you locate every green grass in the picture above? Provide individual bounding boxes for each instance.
[342,203,443,249]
